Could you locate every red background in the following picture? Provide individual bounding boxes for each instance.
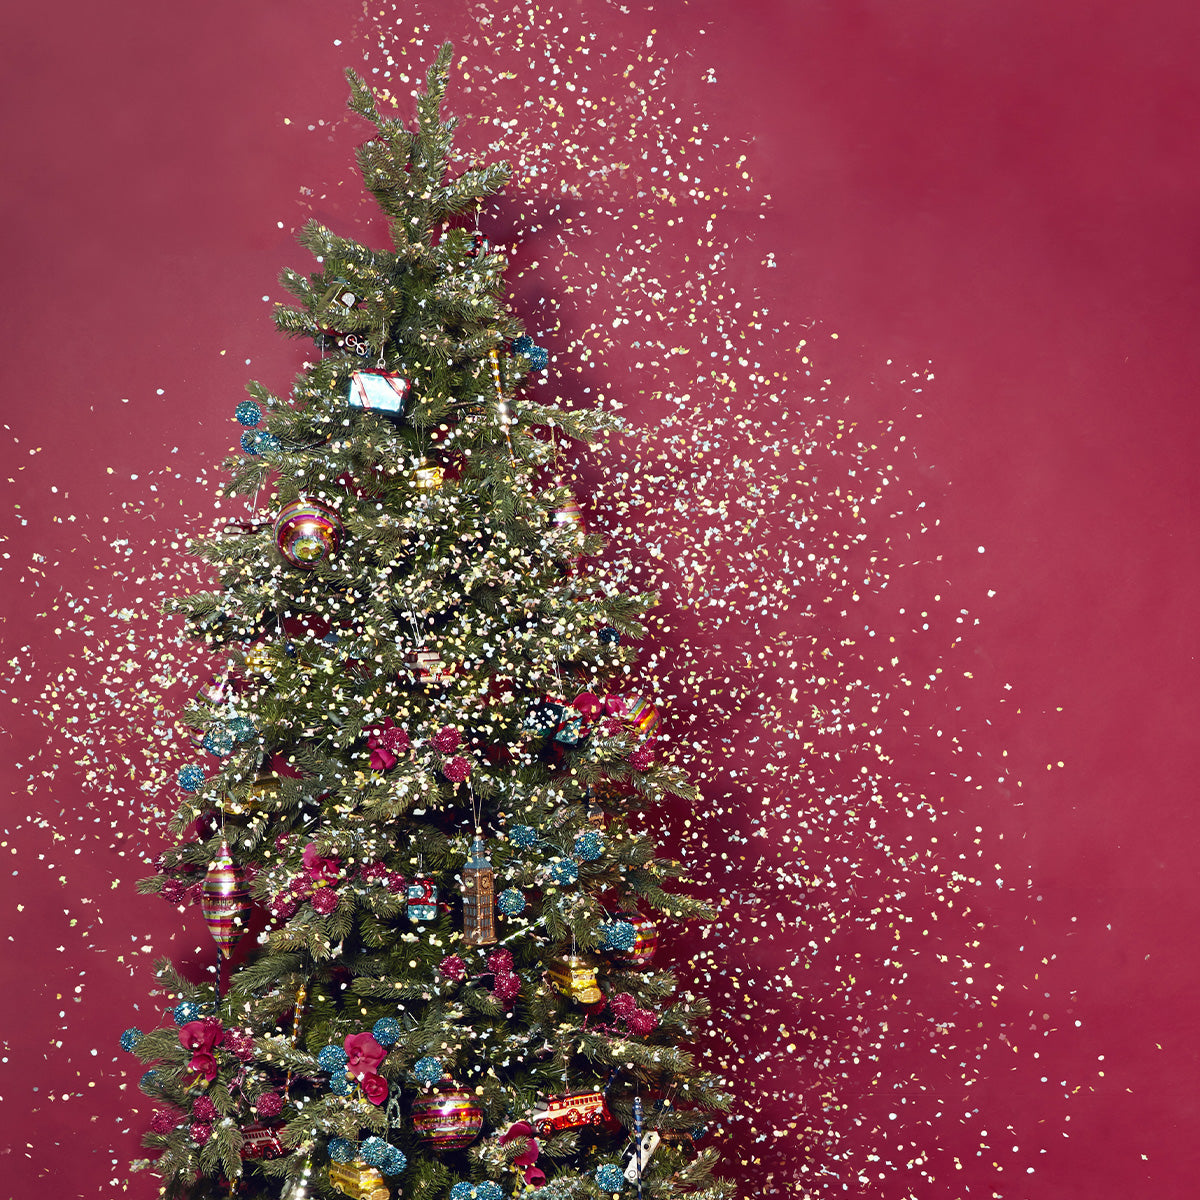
[2,2,1198,1198]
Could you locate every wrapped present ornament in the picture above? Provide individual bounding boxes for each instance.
[222,771,280,817]
[523,696,566,736]
[545,953,602,1005]
[410,459,444,490]
[328,1160,389,1200]
[407,876,438,921]
[622,696,661,743]
[274,498,342,569]
[201,840,250,959]
[461,835,497,946]
[465,231,490,258]
[410,1082,484,1149]
[347,371,410,418]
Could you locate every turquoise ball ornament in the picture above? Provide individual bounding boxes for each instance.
[177,764,205,792]
[596,1162,625,1191]
[497,887,525,916]
[234,401,262,427]
[273,498,342,568]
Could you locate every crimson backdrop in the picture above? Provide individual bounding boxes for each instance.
[2,2,1198,1198]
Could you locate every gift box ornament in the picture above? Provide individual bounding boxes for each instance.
[623,696,661,742]
[407,876,438,921]
[524,696,567,736]
[545,953,602,1004]
[328,1160,389,1200]
[347,371,411,417]
[410,459,444,490]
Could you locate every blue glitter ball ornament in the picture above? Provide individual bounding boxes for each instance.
[202,725,236,758]
[548,858,579,885]
[139,1070,159,1090]
[475,1183,503,1200]
[381,1146,408,1175]
[596,1163,625,1191]
[602,919,637,952]
[497,887,525,916]
[177,764,205,792]
[119,1027,142,1052]
[372,1017,400,1046]
[509,824,538,849]
[173,1001,202,1025]
[255,431,281,453]
[328,1071,353,1096]
[449,1185,474,1200]
[512,335,549,371]
[359,1136,389,1166]
[234,401,262,428]
[227,716,256,742]
[573,830,604,861]
[413,1056,443,1085]
[328,1137,356,1163]
[317,1044,348,1073]
[598,625,621,645]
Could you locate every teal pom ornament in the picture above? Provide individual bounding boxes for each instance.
[227,715,256,742]
[596,1163,625,1191]
[601,919,637,952]
[509,825,538,849]
[317,1044,348,1073]
[360,1136,389,1166]
[598,625,621,645]
[413,1056,443,1085]
[172,1001,202,1025]
[497,887,525,916]
[241,429,281,455]
[372,1017,400,1046]
[120,1027,142,1052]
[548,858,579,885]
[202,725,235,758]
[512,335,549,371]
[234,401,262,427]
[328,1137,356,1163]
[177,764,205,792]
[573,830,604,861]
[450,1183,502,1200]
[381,1146,407,1174]
[328,1071,353,1095]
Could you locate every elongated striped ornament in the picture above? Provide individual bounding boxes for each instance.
[201,839,250,959]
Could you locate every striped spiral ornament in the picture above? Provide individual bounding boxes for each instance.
[201,839,250,959]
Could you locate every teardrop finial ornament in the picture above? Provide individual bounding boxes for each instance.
[201,838,250,958]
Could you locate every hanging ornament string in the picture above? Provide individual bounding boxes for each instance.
[489,348,516,464]
[376,310,388,370]
[469,779,483,837]
[284,982,308,1097]
[633,1093,645,1200]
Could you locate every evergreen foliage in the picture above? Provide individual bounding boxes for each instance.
[126,45,732,1200]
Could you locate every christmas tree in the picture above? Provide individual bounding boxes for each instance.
[121,45,732,1200]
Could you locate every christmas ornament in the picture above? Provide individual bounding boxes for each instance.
[598,625,621,645]
[359,1136,390,1167]
[242,429,281,455]
[328,1138,356,1163]
[201,839,249,958]
[120,1027,142,1051]
[202,724,236,758]
[623,697,660,742]
[552,498,585,534]
[528,1090,614,1136]
[508,825,539,849]
[511,335,549,371]
[547,858,579,886]
[598,1162,627,1191]
[573,830,604,861]
[465,232,489,257]
[173,1001,203,1025]
[410,459,444,490]
[410,1082,484,1149]
[610,913,658,969]
[347,370,410,417]
[242,645,274,677]
[413,1056,443,1085]
[241,1124,285,1159]
[443,755,472,783]
[328,1160,389,1200]
[545,953,602,1004]
[177,764,205,792]
[496,887,525,917]
[274,498,342,568]
[450,1183,504,1200]
[407,647,454,685]
[234,401,262,427]
[372,1017,400,1046]
[461,835,497,946]
[223,771,279,817]
[622,1131,659,1184]
[524,696,567,736]
[407,876,438,921]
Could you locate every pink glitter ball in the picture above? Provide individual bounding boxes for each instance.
[310,887,340,915]
[431,725,462,753]
[442,755,471,783]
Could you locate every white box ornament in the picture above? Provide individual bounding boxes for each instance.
[347,371,411,416]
